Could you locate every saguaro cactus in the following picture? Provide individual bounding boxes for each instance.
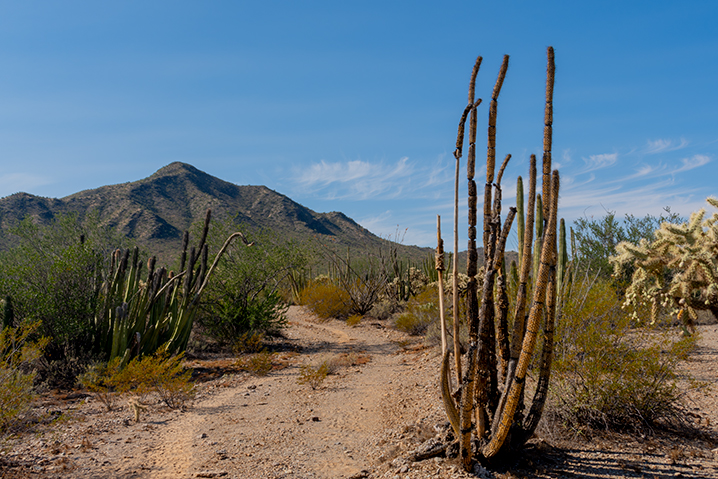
[440,47,560,469]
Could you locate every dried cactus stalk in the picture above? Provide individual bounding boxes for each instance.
[443,47,559,470]
[516,176,525,271]
[542,47,555,222]
[436,215,448,355]
[484,56,509,258]
[519,170,560,442]
[483,170,559,459]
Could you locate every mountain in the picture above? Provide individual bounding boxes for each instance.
[0,162,433,265]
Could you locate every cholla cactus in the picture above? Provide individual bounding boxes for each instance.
[612,197,718,328]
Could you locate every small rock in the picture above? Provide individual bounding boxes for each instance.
[347,470,370,479]
[473,462,492,478]
[198,433,207,439]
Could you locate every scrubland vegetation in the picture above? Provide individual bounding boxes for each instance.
[0,183,715,459]
[0,48,716,478]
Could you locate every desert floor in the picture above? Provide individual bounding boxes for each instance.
[1,306,717,479]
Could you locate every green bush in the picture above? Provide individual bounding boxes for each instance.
[551,277,695,432]
[300,279,352,319]
[0,213,127,386]
[0,322,47,431]
[393,288,441,335]
[198,222,308,345]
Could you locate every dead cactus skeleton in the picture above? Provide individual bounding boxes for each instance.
[440,47,562,469]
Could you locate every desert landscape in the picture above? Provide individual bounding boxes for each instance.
[2,4,718,479]
[1,305,717,479]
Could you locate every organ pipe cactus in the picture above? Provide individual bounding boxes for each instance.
[97,210,251,364]
[440,47,561,468]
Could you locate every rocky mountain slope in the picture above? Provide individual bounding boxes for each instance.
[0,162,431,264]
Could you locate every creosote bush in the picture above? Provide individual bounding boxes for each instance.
[393,288,442,336]
[551,277,696,432]
[198,222,306,347]
[80,352,194,411]
[0,322,47,431]
[300,278,352,319]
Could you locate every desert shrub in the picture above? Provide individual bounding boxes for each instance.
[237,350,275,376]
[78,358,123,411]
[116,352,194,409]
[300,279,352,319]
[551,277,695,432]
[368,299,398,320]
[84,352,194,411]
[297,362,330,389]
[346,314,362,327]
[198,222,308,346]
[393,288,442,335]
[0,214,127,385]
[231,331,266,354]
[0,322,47,431]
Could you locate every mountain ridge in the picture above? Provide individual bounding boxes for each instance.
[0,162,431,264]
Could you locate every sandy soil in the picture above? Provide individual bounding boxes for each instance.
[1,306,717,479]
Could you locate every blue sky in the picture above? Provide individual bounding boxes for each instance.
[1,1,716,249]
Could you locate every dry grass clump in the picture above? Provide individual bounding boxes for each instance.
[236,350,275,376]
[231,331,266,354]
[297,362,330,389]
[297,352,371,389]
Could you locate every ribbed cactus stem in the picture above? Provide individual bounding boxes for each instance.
[516,176,525,272]
[557,218,567,297]
[533,194,544,285]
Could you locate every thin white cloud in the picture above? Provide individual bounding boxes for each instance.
[292,156,455,201]
[0,173,53,197]
[294,157,412,199]
[674,154,710,173]
[644,137,689,155]
[581,153,618,172]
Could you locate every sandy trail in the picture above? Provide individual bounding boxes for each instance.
[130,306,433,479]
